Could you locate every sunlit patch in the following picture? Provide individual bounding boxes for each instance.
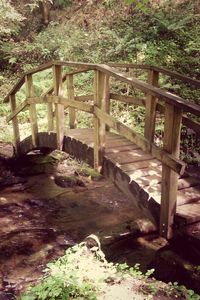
[0,197,7,204]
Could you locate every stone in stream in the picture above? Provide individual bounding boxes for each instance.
[75,166,103,181]
[54,175,85,188]
[0,292,15,300]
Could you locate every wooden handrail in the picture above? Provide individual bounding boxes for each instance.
[94,107,185,175]
[96,64,200,117]
[110,93,200,135]
[108,62,200,88]
[150,65,200,88]
[4,61,200,117]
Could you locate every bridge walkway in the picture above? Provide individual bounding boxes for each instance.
[64,128,200,226]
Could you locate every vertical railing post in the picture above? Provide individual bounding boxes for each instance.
[160,103,182,239]
[25,74,38,147]
[93,70,109,171]
[9,94,20,154]
[104,74,110,132]
[53,64,64,150]
[67,74,76,129]
[47,102,54,132]
[144,69,159,143]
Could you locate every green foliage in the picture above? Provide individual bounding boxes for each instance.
[20,243,98,300]
[54,0,72,8]
[0,0,24,37]
[170,282,200,300]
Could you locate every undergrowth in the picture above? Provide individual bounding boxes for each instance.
[19,242,200,300]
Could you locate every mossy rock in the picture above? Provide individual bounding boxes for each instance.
[75,167,103,181]
[55,175,85,188]
[49,150,69,162]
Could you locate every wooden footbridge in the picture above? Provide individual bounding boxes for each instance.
[4,61,200,239]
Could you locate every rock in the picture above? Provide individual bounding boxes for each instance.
[84,234,101,250]
[56,234,75,247]
[0,176,26,190]
[55,175,85,188]
[49,150,69,161]
[26,244,53,264]
[75,166,103,181]
[0,292,15,300]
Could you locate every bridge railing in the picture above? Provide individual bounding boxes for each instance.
[4,61,200,239]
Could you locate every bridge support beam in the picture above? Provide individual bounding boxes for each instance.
[160,103,183,239]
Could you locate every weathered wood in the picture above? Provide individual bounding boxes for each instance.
[109,62,200,88]
[97,64,200,116]
[74,94,94,101]
[107,63,151,70]
[42,68,93,97]
[94,107,185,175]
[110,93,145,106]
[53,65,64,150]
[109,95,200,134]
[67,74,76,129]
[25,74,38,147]
[28,96,93,113]
[160,104,183,239]
[156,102,200,135]
[7,100,28,122]
[144,70,159,142]
[176,203,200,224]
[9,94,20,154]
[54,60,96,69]
[47,103,54,132]
[93,70,108,171]
[25,61,53,76]
[4,77,25,103]
[182,116,200,135]
[151,66,200,88]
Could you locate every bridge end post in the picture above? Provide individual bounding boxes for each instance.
[67,74,76,129]
[160,103,183,239]
[25,74,39,148]
[93,70,109,172]
[53,64,65,150]
[9,94,20,155]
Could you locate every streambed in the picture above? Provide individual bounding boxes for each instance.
[0,144,199,299]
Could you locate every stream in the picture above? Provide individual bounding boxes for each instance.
[0,143,199,299]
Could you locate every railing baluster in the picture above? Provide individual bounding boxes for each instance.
[25,74,38,147]
[160,103,183,239]
[53,64,64,150]
[47,103,54,132]
[9,94,20,154]
[94,70,109,171]
[67,74,76,129]
[144,69,159,143]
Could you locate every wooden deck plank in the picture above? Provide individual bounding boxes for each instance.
[106,149,153,165]
[121,159,161,172]
[105,144,139,153]
[176,203,200,223]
